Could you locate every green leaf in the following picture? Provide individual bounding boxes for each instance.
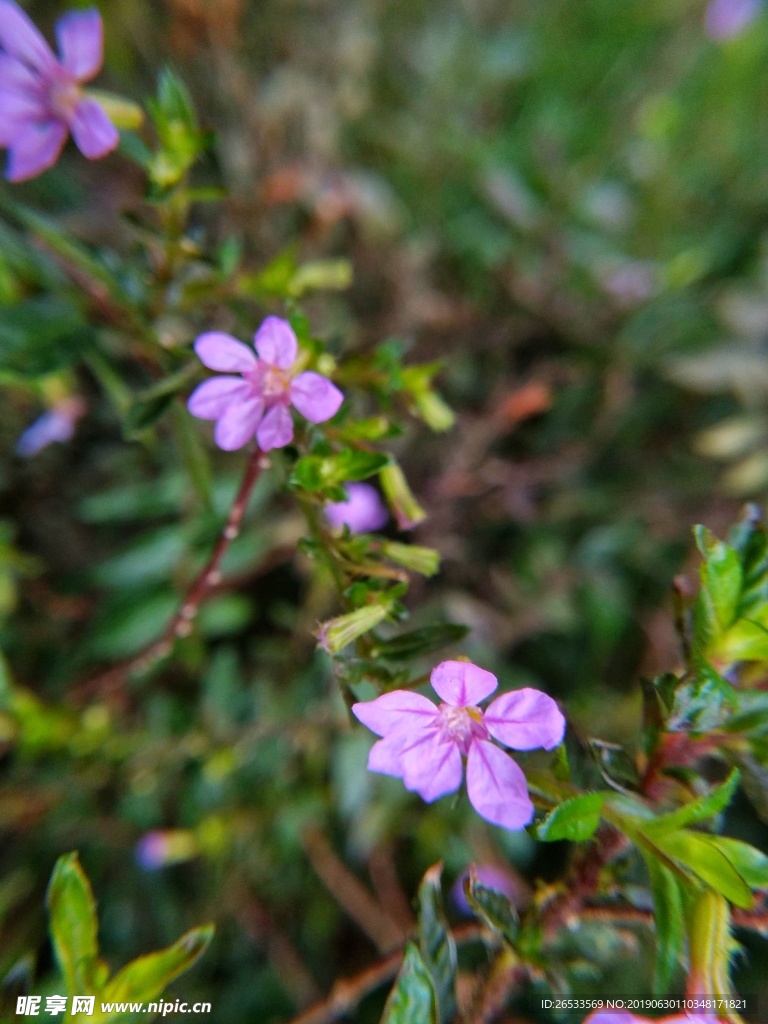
[381,943,437,1024]
[718,618,768,662]
[289,455,327,491]
[698,837,768,890]
[464,869,519,945]
[415,864,456,1024]
[589,740,640,790]
[694,525,742,644]
[376,624,469,661]
[123,392,176,438]
[333,450,391,482]
[731,753,768,824]
[533,792,607,842]
[642,854,684,993]
[47,853,100,996]
[102,924,214,1005]
[0,296,89,377]
[728,507,768,622]
[291,452,391,492]
[668,665,736,733]
[644,770,739,837]
[650,831,753,909]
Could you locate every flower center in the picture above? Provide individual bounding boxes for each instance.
[48,73,81,121]
[245,363,292,406]
[437,703,488,755]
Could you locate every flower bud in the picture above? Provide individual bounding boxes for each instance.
[316,603,391,655]
[381,541,440,577]
[380,463,427,530]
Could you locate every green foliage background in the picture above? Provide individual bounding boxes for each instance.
[2,0,768,1020]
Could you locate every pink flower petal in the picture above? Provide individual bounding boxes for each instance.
[254,316,298,369]
[56,8,103,80]
[6,120,67,182]
[0,2,56,73]
[194,332,257,373]
[55,9,103,81]
[0,54,40,92]
[402,734,463,802]
[367,725,462,802]
[0,85,45,144]
[430,660,497,707]
[70,97,118,159]
[325,483,389,533]
[368,734,409,777]
[484,688,565,751]
[256,403,293,450]
[352,690,438,737]
[466,740,534,830]
[212,397,263,451]
[187,377,252,420]
[290,371,344,424]
[583,1014,640,1024]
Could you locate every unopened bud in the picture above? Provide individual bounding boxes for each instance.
[412,389,455,432]
[381,541,440,577]
[316,603,391,655]
[380,463,427,530]
[86,90,145,130]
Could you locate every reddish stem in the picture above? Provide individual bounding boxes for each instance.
[75,447,268,701]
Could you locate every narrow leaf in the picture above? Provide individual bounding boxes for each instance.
[416,864,456,1024]
[377,624,469,661]
[651,831,753,909]
[644,770,739,837]
[102,924,214,1004]
[534,792,607,842]
[381,943,437,1024]
[694,526,742,643]
[464,869,519,945]
[699,837,768,890]
[643,854,684,994]
[668,666,736,733]
[46,853,99,996]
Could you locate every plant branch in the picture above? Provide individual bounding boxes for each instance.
[75,447,268,700]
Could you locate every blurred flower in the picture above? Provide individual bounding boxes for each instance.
[15,397,85,457]
[352,660,565,830]
[187,316,343,451]
[451,863,531,916]
[599,261,658,308]
[585,1013,713,1024]
[0,2,119,182]
[324,482,388,533]
[705,0,761,39]
[135,829,198,870]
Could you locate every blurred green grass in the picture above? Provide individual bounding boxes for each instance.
[2,0,768,1020]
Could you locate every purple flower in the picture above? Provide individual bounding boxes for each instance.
[352,660,565,831]
[0,2,119,182]
[187,316,344,451]
[15,397,84,457]
[324,482,389,533]
[705,0,761,39]
[135,829,197,870]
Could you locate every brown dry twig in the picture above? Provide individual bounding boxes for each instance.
[301,826,406,953]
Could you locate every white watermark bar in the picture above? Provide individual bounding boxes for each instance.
[538,995,758,1015]
[16,996,212,1016]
